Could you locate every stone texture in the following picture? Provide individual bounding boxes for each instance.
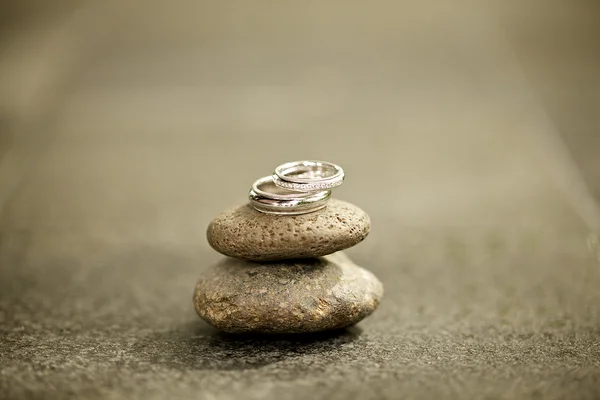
[206,199,370,261]
[193,252,383,334]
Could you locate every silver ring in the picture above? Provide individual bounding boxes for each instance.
[249,176,331,215]
[273,160,344,191]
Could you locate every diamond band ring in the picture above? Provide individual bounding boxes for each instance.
[248,160,345,215]
[273,160,344,192]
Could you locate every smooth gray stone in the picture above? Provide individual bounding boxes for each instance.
[193,252,383,333]
[206,199,370,261]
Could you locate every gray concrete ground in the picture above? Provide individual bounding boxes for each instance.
[1,1,599,399]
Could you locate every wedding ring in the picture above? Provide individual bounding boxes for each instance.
[249,175,331,215]
[273,160,344,192]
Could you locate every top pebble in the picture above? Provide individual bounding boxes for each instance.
[207,199,370,261]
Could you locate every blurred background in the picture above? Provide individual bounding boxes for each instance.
[1,0,599,241]
[1,1,599,398]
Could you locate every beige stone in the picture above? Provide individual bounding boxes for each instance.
[193,252,383,334]
[206,199,370,261]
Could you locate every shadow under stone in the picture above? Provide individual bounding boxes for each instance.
[133,320,362,371]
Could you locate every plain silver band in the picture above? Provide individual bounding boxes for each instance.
[249,175,331,215]
[273,160,344,191]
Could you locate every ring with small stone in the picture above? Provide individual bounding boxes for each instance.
[272,160,345,192]
[249,175,331,215]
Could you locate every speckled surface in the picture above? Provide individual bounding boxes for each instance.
[193,253,383,333]
[207,200,370,261]
[2,227,600,400]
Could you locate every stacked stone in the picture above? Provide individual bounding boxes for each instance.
[193,162,383,334]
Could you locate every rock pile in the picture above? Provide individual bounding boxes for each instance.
[193,161,383,334]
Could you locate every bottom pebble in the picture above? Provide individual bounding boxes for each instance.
[193,252,383,334]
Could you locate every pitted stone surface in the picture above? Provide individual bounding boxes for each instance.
[193,252,383,333]
[206,199,370,261]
